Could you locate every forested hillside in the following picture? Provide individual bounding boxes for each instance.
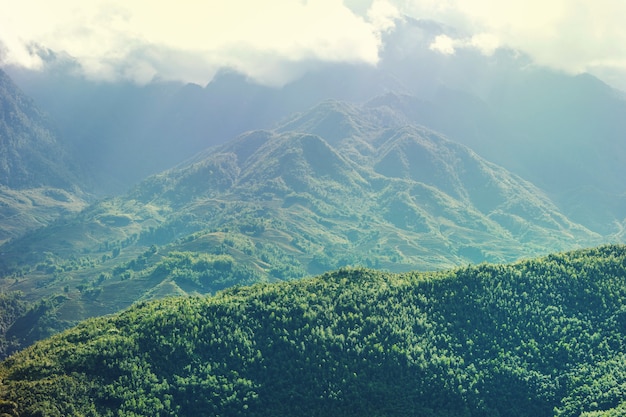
[2,245,626,416]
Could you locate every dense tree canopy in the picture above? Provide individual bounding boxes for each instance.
[2,245,626,416]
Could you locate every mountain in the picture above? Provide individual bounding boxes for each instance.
[0,100,601,357]
[6,17,626,234]
[367,73,626,235]
[0,19,543,195]
[2,68,331,194]
[0,69,88,243]
[2,245,626,416]
[0,69,77,190]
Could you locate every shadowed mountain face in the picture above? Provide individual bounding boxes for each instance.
[0,69,79,190]
[0,69,88,243]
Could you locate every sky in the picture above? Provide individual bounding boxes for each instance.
[1,0,626,89]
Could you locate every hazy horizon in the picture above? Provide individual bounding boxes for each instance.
[2,1,626,91]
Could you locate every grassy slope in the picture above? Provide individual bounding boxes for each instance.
[2,245,626,416]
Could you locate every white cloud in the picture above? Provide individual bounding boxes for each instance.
[469,33,500,56]
[429,32,500,57]
[405,0,626,89]
[2,0,626,89]
[367,0,400,32]
[0,0,395,85]
[429,34,456,55]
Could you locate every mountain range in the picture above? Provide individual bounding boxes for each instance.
[7,18,626,235]
[0,70,87,244]
[0,96,603,357]
[0,16,625,360]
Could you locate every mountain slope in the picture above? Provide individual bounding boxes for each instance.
[364,72,626,235]
[0,69,88,243]
[38,101,597,274]
[0,69,78,190]
[0,100,602,358]
[2,245,626,416]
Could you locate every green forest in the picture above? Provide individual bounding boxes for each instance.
[2,245,626,416]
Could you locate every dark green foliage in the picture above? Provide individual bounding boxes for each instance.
[0,292,26,359]
[150,251,262,291]
[4,296,74,357]
[0,293,25,334]
[3,245,626,416]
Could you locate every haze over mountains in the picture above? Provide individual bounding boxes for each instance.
[0,15,625,358]
[0,70,87,243]
[0,93,604,357]
[6,17,626,233]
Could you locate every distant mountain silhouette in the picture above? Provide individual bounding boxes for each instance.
[6,17,626,236]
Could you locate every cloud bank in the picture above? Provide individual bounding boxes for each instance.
[406,0,626,89]
[0,0,398,85]
[2,0,626,89]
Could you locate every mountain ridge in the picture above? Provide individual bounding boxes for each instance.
[2,244,626,416]
[6,17,624,207]
[0,69,88,243]
[0,98,602,272]
[5,17,626,236]
[0,69,80,190]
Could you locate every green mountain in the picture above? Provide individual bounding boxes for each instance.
[7,19,626,235]
[0,100,601,358]
[364,73,626,235]
[0,69,88,243]
[2,245,626,416]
